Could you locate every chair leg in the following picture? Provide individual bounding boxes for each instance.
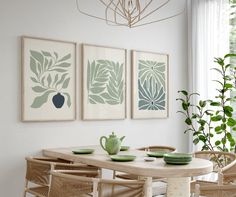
[194,184,200,197]
[23,180,28,197]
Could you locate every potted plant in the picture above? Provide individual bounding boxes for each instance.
[177,54,236,164]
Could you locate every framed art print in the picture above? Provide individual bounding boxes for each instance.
[21,36,76,121]
[82,44,126,120]
[132,50,169,119]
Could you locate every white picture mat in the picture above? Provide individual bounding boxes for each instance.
[82,44,126,120]
[22,37,76,121]
[132,50,169,119]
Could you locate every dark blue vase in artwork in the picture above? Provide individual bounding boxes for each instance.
[52,93,65,108]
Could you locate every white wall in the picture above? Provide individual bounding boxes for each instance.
[0,0,188,196]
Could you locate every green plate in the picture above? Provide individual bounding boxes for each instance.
[110,155,136,162]
[147,151,168,158]
[164,159,191,165]
[164,153,192,159]
[120,146,130,151]
[72,149,94,154]
[164,153,192,165]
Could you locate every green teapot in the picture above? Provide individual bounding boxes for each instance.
[100,132,125,155]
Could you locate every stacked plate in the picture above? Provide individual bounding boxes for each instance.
[163,153,192,165]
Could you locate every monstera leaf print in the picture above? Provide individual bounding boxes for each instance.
[87,60,124,105]
[30,50,72,109]
[138,60,166,90]
[138,78,165,110]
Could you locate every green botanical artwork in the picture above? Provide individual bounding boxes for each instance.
[138,60,166,110]
[87,60,124,105]
[30,50,72,109]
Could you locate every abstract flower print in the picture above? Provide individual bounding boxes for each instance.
[138,78,165,110]
[138,60,166,90]
[138,59,166,111]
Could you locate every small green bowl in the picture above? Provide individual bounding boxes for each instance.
[120,146,130,151]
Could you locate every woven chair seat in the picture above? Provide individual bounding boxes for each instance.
[26,186,49,197]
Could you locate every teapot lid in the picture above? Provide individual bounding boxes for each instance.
[109,132,116,137]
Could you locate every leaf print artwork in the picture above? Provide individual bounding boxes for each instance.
[87,60,124,105]
[138,79,165,110]
[138,59,166,111]
[30,50,72,109]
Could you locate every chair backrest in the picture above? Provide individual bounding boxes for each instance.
[100,179,145,197]
[221,160,236,183]
[25,157,55,186]
[195,183,236,197]
[25,157,100,186]
[137,145,176,152]
[49,170,145,197]
[49,170,98,197]
[194,151,236,171]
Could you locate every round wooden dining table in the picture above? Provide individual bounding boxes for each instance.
[43,146,213,197]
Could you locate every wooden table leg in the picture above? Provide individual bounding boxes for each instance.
[144,177,152,197]
[167,177,190,197]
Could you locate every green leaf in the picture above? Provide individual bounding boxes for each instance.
[199,100,206,107]
[106,100,119,105]
[56,73,68,87]
[58,53,71,62]
[30,77,38,83]
[30,50,44,64]
[53,74,59,86]
[178,90,188,96]
[215,126,221,132]
[47,74,52,87]
[62,78,70,89]
[182,102,188,110]
[185,118,192,125]
[54,52,58,59]
[50,68,67,72]
[221,124,226,130]
[30,57,38,76]
[63,92,71,107]
[31,90,54,108]
[226,132,233,140]
[221,138,226,145]
[41,51,51,56]
[89,95,105,104]
[193,138,199,145]
[224,54,236,58]
[32,86,47,93]
[55,63,71,68]
[224,106,233,112]
[215,140,221,146]
[199,135,206,142]
[224,83,233,88]
[210,102,221,106]
[227,118,236,127]
[90,87,106,94]
[211,115,222,121]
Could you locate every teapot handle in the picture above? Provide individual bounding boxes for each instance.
[100,136,107,151]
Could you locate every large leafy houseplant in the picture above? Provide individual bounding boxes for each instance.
[177,54,236,164]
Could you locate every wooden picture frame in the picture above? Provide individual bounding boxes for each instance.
[82,44,126,120]
[131,50,169,119]
[21,36,76,121]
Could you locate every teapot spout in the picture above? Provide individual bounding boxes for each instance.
[120,136,125,142]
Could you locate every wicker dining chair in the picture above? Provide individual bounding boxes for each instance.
[49,170,146,197]
[190,151,236,195]
[23,157,101,197]
[194,183,236,197]
[113,145,176,196]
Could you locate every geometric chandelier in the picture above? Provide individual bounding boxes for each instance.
[76,0,185,28]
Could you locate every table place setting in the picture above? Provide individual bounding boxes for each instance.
[70,132,193,166]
